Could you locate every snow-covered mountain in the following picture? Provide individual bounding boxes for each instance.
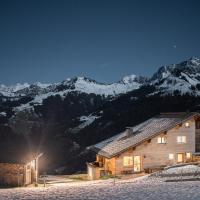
[1,57,200,174]
[62,75,146,96]
[1,57,200,114]
[151,57,200,95]
[0,75,146,98]
[0,75,147,112]
[0,82,51,97]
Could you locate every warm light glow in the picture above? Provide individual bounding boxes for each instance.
[123,156,133,166]
[185,122,190,127]
[177,136,186,144]
[88,166,93,177]
[31,160,36,169]
[169,154,174,160]
[133,156,141,172]
[177,153,184,162]
[157,136,166,144]
[186,152,191,159]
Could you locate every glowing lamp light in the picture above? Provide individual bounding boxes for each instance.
[31,160,36,169]
[185,122,190,127]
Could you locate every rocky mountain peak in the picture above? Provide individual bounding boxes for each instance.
[121,74,148,84]
[150,57,200,95]
[1,57,200,113]
[151,57,200,80]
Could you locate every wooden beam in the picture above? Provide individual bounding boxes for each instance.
[178,123,182,127]
[147,139,151,143]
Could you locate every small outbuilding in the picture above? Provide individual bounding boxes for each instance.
[0,151,42,187]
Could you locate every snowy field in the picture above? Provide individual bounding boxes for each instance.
[1,174,200,200]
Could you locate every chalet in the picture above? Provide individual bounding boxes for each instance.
[0,151,42,186]
[87,112,200,180]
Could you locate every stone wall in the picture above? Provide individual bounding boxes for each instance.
[0,163,25,186]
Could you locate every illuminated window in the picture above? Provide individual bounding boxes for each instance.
[169,154,174,160]
[177,136,186,144]
[157,136,166,144]
[186,153,191,159]
[123,156,133,167]
[177,153,184,163]
[185,122,190,128]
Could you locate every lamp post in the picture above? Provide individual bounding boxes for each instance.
[34,153,43,186]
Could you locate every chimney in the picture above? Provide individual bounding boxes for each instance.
[125,128,133,137]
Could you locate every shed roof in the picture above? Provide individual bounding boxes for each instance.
[90,112,200,158]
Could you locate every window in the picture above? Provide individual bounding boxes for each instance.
[177,136,186,144]
[123,156,133,167]
[186,153,191,159]
[169,154,174,160]
[177,153,184,163]
[185,122,190,128]
[157,136,166,144]
[134,156,141,172]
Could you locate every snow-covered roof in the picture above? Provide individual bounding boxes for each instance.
[90,112,200,158]
[0,150,40,164]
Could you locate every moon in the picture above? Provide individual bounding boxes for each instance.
[173,45,177,49]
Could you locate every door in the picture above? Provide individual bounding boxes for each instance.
[134,156,141,172]
[177,153,184,163]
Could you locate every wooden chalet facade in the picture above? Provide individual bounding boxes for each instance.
[0,151,41,186]
[87,112,200,180]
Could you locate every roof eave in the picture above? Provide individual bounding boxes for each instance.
[94,112,200,158]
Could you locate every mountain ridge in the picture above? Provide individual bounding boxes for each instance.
[0,74,146,98]
[1,57,200,173]
[1,57,200,98]
[1,57,200,113]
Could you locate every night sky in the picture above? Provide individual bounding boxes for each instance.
[0,0,200,85]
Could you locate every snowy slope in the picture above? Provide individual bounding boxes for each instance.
[68,114,101,134]
[0,82,51,97]
[0,83,30,97]
[0,75,145,112]
[65,76,144,96]
[1,57,200,113]
[162,165,200,175]
[151,57,200,95]
[1,172,200,200]
[0,75,144,98]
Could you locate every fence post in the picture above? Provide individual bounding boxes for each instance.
[43,172,46,187]
[17,171,20,187]
[180,169,183,181]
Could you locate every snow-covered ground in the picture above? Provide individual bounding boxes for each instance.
[162,164,200,175]
[0,112,6,116]
[1,173,200,200]
[68,114,100,134]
